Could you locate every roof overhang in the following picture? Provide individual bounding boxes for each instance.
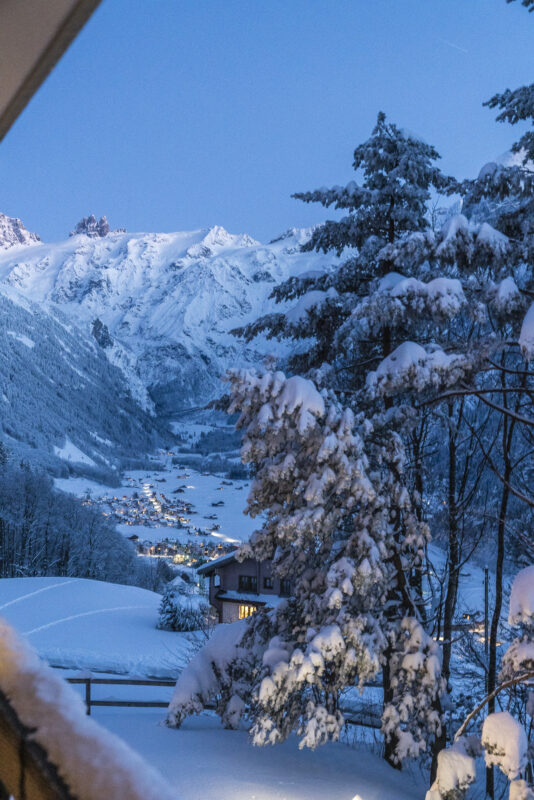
[0,0,101,142]
[197,551,239,574]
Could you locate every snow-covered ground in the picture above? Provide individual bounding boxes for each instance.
[0,577,197,677]
[54,436,96,466]
[55,454,259,546]
[93,708,425,800]
[0,573,425,799]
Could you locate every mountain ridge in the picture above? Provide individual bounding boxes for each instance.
[0,220,337,413]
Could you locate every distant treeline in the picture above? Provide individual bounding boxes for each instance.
[0,458,172,591]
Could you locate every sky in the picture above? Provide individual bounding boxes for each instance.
[0,0,532,244]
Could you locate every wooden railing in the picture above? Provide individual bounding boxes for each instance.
[66,676,383,730]
[66,677,176,715]
[0,688,74,800]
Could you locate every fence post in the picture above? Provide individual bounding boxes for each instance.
[85,679,91,716]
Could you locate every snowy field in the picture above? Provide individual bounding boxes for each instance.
[0,576,426,799]
[93,708,425,800]
[55,454,259,546]
[0,577,197,677]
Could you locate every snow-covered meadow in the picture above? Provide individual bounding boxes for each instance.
[0,577,196,677]
[98,708,425,800]
[0,575,427,799]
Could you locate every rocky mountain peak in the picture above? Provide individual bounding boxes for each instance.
[70,215,110,239]
[0,213,41,249]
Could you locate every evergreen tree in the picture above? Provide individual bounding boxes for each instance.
[168,369,442,763]
[231,114,458,767]
[157,579,209,632]
[158,583,179,630]
[234,112,456,391]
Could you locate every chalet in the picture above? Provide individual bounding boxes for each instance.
[198,551,291,623]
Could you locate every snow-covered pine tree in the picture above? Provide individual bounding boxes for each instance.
[231,114,459,767]
[157,583,179,630]
[233,112,456,393]
[157,579,209,632]
[167,369,442,763]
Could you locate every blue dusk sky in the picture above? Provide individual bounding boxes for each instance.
[0,0,532,243]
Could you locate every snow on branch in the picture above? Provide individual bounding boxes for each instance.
[366,342,472,398]
[482,711,528,780]
[348,272,467,338]
[519,303,534,361]
[166,620,249,729]
[509,566,534,627]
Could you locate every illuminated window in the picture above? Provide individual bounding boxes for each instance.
[239,604,257,619]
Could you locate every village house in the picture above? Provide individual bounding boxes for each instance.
[197,551,291,623]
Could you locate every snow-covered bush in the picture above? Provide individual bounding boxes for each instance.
[157,578,210,632]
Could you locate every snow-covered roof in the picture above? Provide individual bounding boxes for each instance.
[197,550,239,574]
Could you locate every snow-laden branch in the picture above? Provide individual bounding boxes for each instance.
[453,670,534,741]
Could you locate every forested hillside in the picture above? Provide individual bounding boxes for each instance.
[0,286,164,477]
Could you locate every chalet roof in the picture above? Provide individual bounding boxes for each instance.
[196,550,239,574]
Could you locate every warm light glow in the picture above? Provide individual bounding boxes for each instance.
[239,604,257,619]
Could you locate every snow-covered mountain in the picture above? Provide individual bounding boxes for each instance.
[0,285,164,475]
[0,222,336,413]
[0,212,40,249]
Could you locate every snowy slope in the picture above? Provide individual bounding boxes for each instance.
[0,224,336,412]
[0,285,163,473]
[0,577,197,677]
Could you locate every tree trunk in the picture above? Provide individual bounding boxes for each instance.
[485,360,520,800]
[431,402,459,781]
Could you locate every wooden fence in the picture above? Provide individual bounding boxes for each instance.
[65,676,383,730]
[66,677,176,715]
